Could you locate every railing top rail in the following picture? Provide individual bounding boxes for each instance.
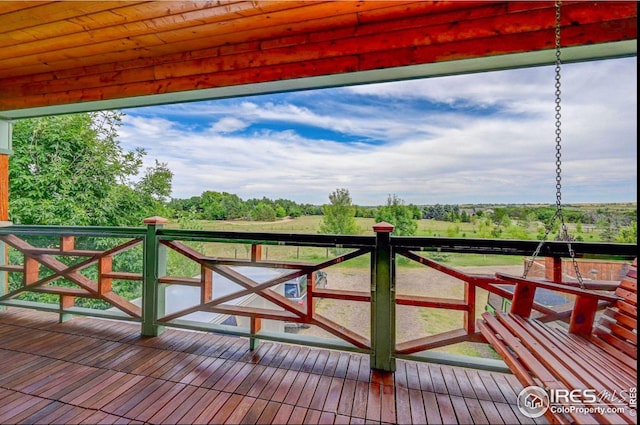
[0,224,146,238]
[391,236,637,258]
[157,228,376,248]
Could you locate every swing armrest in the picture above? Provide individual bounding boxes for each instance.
[494,273,620,301]
[495,273,619,335]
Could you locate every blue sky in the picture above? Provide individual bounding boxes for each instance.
[120,56,637,206]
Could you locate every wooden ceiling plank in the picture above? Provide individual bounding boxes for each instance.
[1,14,635,105]
[0,1,251,47]
[0,1,269,56]
[0,2,520,76]
[0,1,143,34]
[0,1,381,65]
[0,1,631,81]
[0,1,54,16]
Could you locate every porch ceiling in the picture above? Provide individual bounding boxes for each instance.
[0,1,637,119]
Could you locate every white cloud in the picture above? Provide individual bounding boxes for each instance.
[119,57,637,205]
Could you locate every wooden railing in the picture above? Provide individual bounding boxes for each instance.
[0,218,635,372]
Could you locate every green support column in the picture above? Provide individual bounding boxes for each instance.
[142,216,168,336]
[371,222,396,372]
[0,119,13,311]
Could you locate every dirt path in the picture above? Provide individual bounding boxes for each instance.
[297,264,524,359]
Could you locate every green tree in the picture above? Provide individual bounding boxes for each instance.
[319,188,360,235]
[374,194,417,236]
[9,111,171,226]
[251,202,276,221]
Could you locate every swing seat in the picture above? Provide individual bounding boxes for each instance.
[478,259,637,424]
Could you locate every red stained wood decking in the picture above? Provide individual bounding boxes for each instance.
[0,308,545,424]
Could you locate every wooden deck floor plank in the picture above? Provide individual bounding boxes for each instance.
[29,364,96,397]
[304,408,322,424]
[177,355,219,385]
[462,397,490,424]
[436,393,458,424]
[102,376,162,416]
[45,403,93,424]
[452,366,478,399]
[290,346,312,371]
[125,380,186,420]
[187,357,226,387]
[333,352,351,378]
[394,360,409,389]
[491,372,519,404]
[271,403,295,424]
[234,364,267,395]
[465,369,493,401]
[300,347,321,373]
[298,373,321,408]
[209,393,246,423]
[192,390,232,424]
[271,369,301,403]
[212,360,250,391]
[345,354,362,381]
[162,352,206,382]
[441,365,464,397]
[19,399,74,424]
[494,402,523,425]
[320,376,343,413]
[319,411,337,424]
[161,386,212,424]
[224,362,260,393]
[285,371,312,405]
[239,397,268,425]
[253,341,281,366]
[0,309,540,425]
[148,351,193,379]
[428,364,449,394]
[408,388,428,425]
[278,345,302,369]
[309,375,332,410]
[289,405,309,423]
[380,383,396,424]
[404,361,422,390]
[312,349,331,375]
[78,373,145,409]
[365,382,382,422]
[59,370,124,404]
[337,379,357,416]
[0,353,52,386]
[395,386,413,424]
[0,392,41,422]
[334,413,351,424]
[255,400,282,424]
[147,384,198,424]
[478,371,508,403]
[0,397,54,424]
[450,395,475,424]
[422,391,444,424]
[246,365,278,398]
[357,356,371,382]
[12,359,70,392]
[257,367,288,400]
[219,338,250,360]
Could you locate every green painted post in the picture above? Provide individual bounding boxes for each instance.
[142,216,168,337]
[0,120,12,312]
[371,222,396,372]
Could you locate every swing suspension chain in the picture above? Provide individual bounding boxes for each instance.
[523,1,584,287]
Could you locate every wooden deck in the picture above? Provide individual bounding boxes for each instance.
[0,308,546,424]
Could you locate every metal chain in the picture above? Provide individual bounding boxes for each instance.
[523,0,584,287]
